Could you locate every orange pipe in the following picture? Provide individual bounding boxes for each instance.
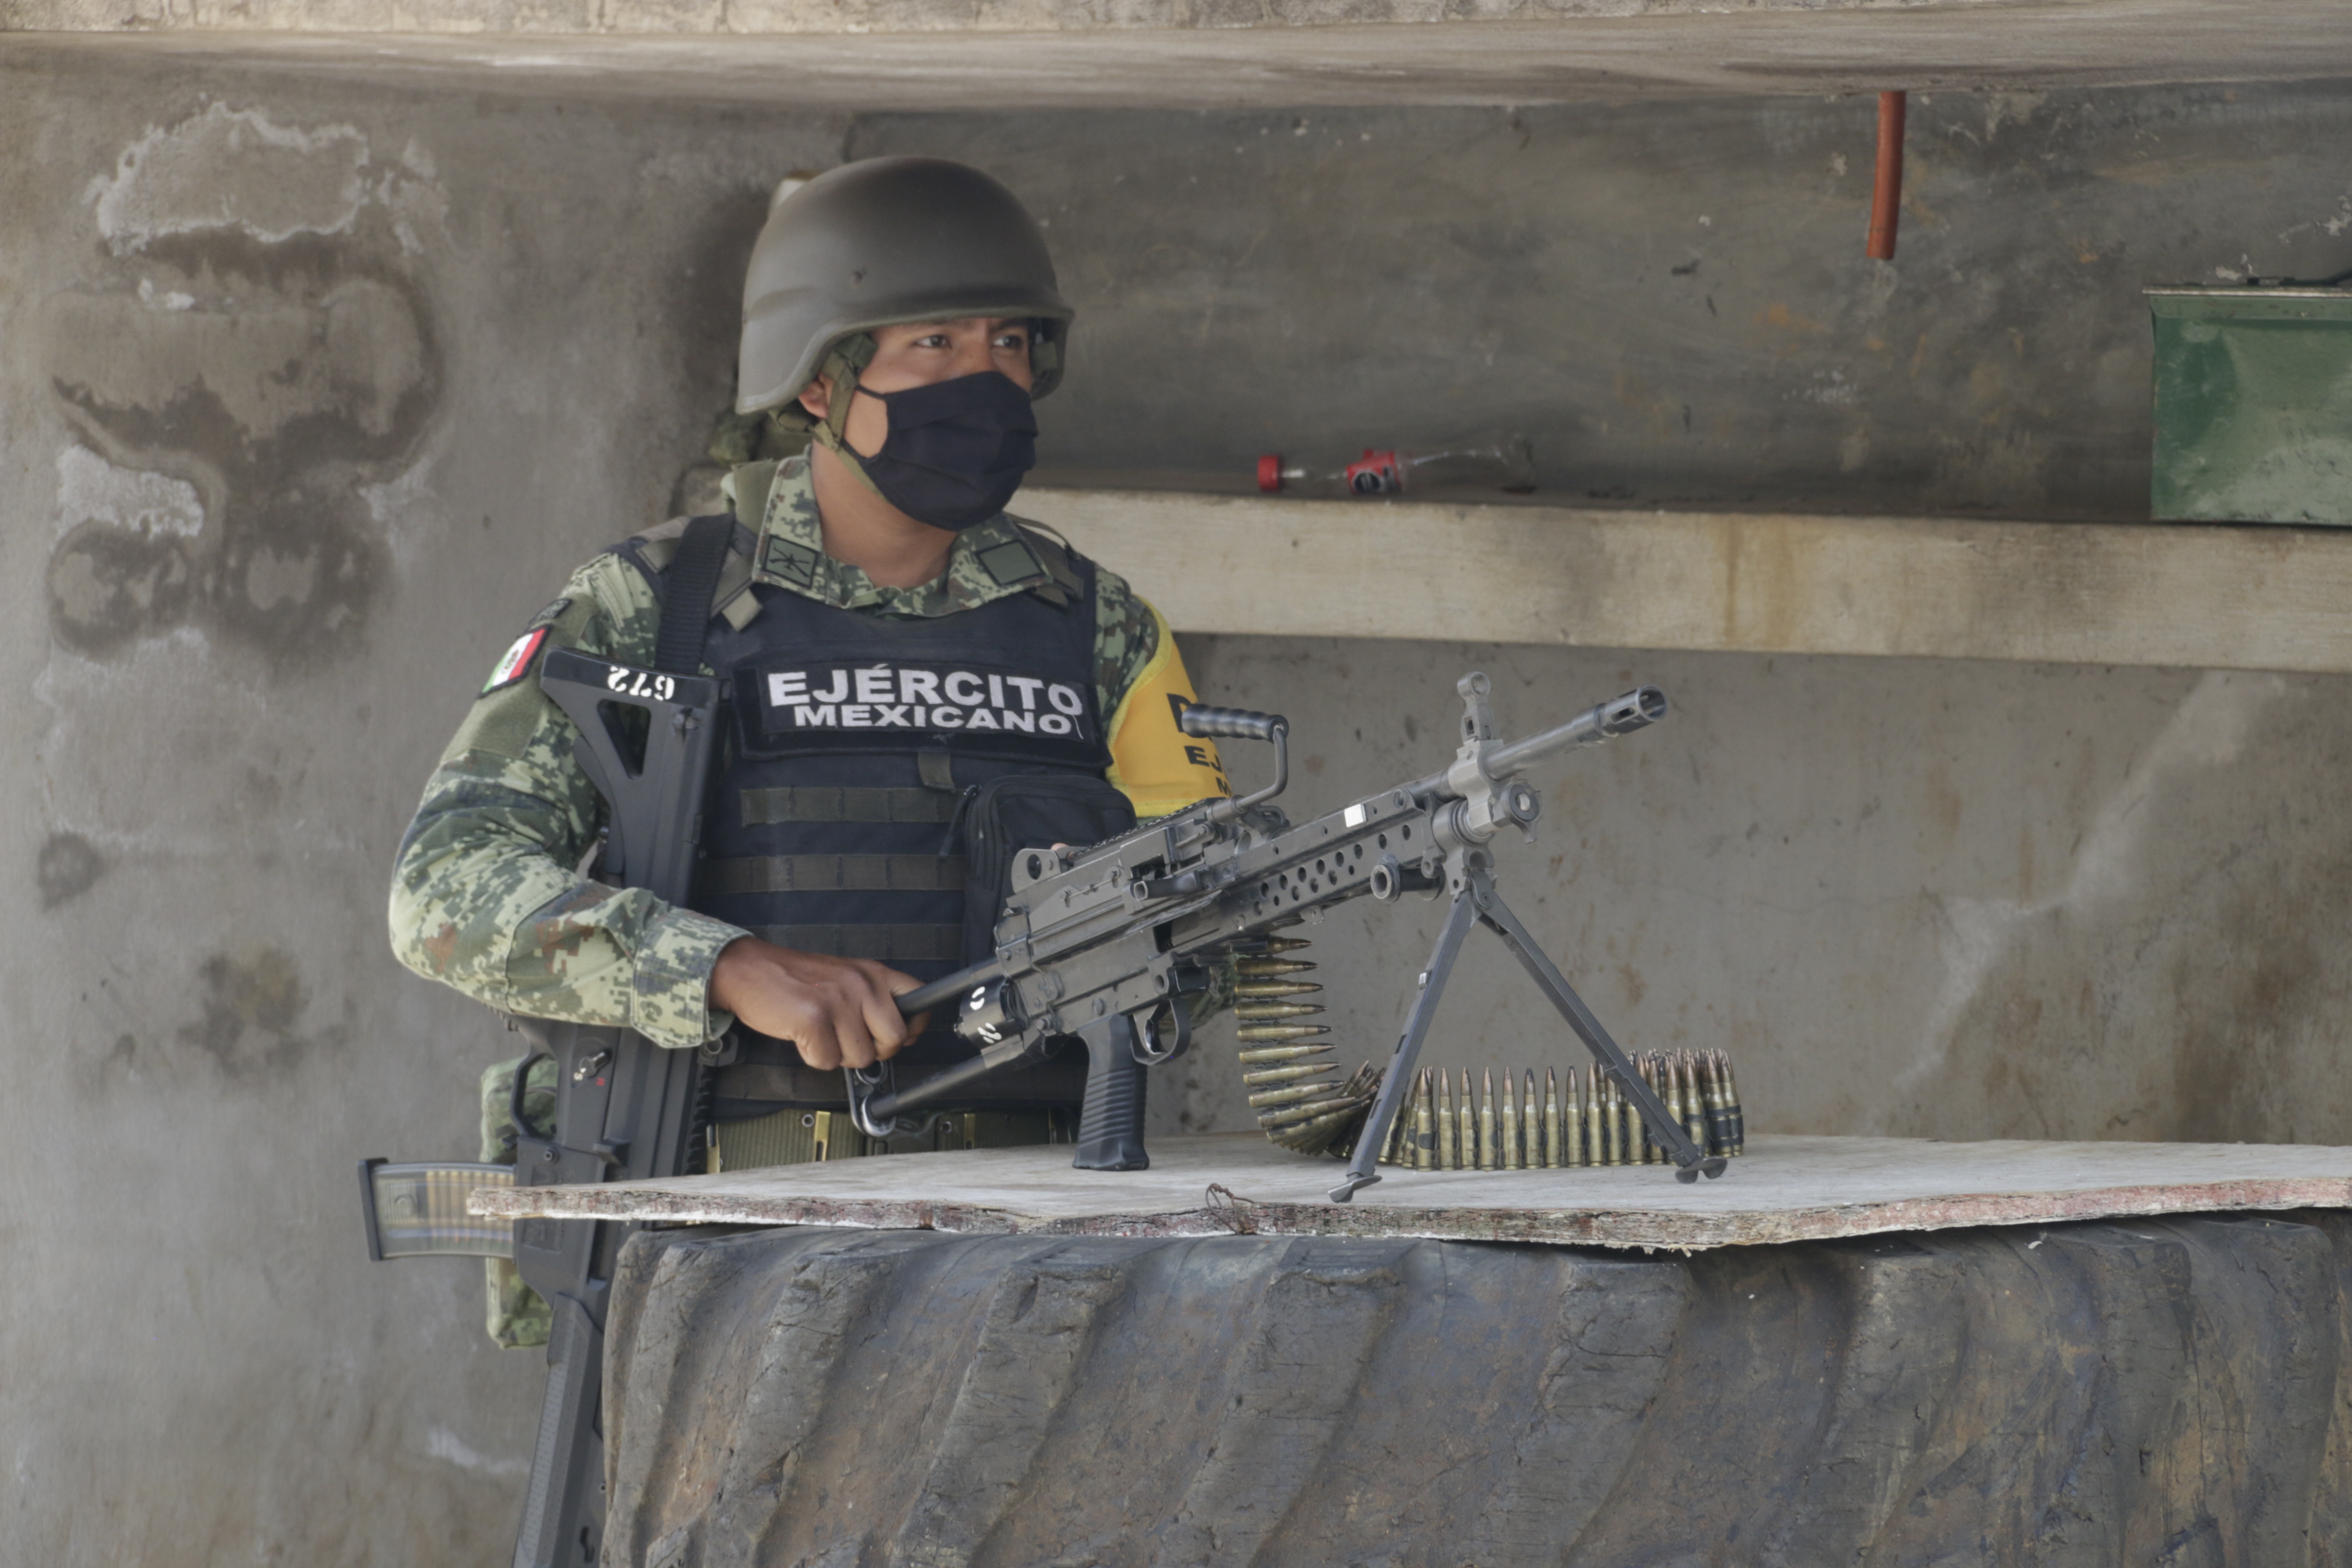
[1867,90,1906,260]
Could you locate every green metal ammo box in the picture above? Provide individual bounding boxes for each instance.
[2148,285,2352,524]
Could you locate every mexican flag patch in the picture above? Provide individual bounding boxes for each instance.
[483,627,548,694]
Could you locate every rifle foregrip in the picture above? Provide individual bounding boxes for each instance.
[1179,704,1287,742]
[1073,1020,1149,1171]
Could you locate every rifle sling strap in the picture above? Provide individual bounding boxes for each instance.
[654,514,736,677]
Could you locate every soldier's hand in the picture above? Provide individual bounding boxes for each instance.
[707,939,930,1070]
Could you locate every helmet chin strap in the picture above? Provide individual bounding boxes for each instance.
[801,335,887,500]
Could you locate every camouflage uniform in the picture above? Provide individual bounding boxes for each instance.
[391,456,1220,1346]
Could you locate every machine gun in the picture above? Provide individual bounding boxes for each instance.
[848,671,1728,1198]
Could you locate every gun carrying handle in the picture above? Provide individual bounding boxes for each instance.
[1178,704,1285,743]
[1180,704,1289,820]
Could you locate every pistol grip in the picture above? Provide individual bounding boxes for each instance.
[1073,1017,1150,1171]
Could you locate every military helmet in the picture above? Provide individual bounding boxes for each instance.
[737,157,1074,415]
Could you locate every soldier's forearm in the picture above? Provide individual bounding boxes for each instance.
[388,771,746,1049]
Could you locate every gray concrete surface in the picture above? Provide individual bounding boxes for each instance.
[1023,489,2352,672]
[1160,635,2352,1152]
[9,0,2352,110]
[5,48,2352,1565]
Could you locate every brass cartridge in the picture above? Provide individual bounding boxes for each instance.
[1660,1054,1686,1148]
[1242,1063,1337,1089]
[1235,957,1317,978]
[1523,1069,1539,1168]
[1521,1070,1540,1171]
[1457,1069,1475,1171]
[1634,1058,1657,1164]
[1703,1053,1721,1152]
[1477,1069,1498,1171]
[1679,1053,1709,1150]
[1237,1023,1331,1044]
[1718,1050,1746,1154]
[1236,1044,1335,1065]
[1626,1060,1645,1164]
[1270,1104,1364,1148]
[1261,1092,1360,1128]
[1248,1081,1341,1110]
[1235,980,1323,1000]
[1414,1070,1437,1171]
[1596,1076,1617,1165]
[1235,1001,1327,1022]
[1584,1075,1602,1166]
[1437,1071,1458,1170]
[1227,934,1314,956]
[1560,1067,1581,1167]
[1542,1067,1562,1169]
[1579,1069,1598,1167]
[1500,1070,1521,1170]
[1703,1050,1725,1152]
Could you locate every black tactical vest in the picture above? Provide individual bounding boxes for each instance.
[618,518,1118,1112]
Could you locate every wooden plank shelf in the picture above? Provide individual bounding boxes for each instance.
[473,1131,2352,1252]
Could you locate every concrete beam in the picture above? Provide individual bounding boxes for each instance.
[7,0,2352,107]
[1015,488,2352,674]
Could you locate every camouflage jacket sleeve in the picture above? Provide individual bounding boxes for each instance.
[386,554,747,1051]
[1090,564,1158,724]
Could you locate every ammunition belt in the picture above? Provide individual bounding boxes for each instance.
[738,786,962,827]
[695,853,968,896]
[1373,1048,1747,1171]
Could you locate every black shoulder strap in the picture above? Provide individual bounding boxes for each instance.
[653,514,735,676]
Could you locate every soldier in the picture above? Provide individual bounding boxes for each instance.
[389,157,1229,1346]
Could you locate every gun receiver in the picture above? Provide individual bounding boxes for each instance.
[848,672,1725,1198]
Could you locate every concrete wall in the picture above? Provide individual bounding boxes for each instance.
[3,46,2349,1562]
[1159,637,2352,1149]
[0,61,845,1566]
[858,86,2352,519]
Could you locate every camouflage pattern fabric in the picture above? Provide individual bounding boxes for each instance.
[388,458,1168,1048]
[705,406,812,469]
[479,1053,556,1349]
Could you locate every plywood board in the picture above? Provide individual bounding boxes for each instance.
[472,1131,2352,1251]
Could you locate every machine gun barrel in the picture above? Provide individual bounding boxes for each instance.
[1413,685,1667,799]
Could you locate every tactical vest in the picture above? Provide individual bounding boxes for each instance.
[617,514,1121,1115]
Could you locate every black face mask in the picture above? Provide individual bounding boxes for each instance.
[853,371,1039,532]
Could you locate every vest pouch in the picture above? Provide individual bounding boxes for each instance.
[961,773,1139,960]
